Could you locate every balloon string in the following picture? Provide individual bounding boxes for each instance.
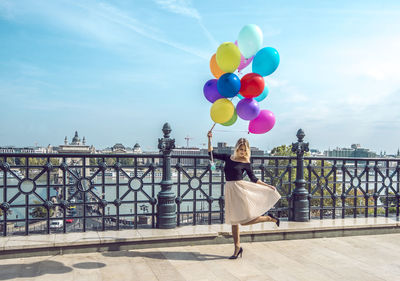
[213,129,248,132]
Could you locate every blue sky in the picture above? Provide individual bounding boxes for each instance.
[1,0,400,153]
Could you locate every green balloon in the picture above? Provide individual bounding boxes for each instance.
[221,109,237,126]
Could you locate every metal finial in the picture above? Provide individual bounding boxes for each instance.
[296,129,305,141]
[162,123,171,138]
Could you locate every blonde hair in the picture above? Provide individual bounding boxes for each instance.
[233,138,251,163]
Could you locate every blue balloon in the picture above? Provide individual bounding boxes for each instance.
[252,47,280,77]
[217,73,241,98]
[255,86,269,102]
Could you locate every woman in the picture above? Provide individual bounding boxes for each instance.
[207,131,281,259]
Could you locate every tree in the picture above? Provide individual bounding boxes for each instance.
[89,158,98,166]
[266,145,336,218]
[30,200,54,218]
[264,145,297,217]
[10,157,59,166]
[6,157,15,165]
[120,158,134,165]
[379,192,398,214]
[105,157,117,166]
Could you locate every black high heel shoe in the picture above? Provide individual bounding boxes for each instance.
[229,247,243,259]
[268,213,280,227]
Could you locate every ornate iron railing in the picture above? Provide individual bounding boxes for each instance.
[0,153,163,236]
[172,155,295,226]
[1,125,399,236]
[304,157,400,219]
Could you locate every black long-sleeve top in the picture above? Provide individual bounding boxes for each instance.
[209,152,259,183]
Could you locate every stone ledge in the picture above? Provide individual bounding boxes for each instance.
[0,217,398,260]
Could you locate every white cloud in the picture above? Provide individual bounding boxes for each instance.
[154,0,200,19]
[154,0,219,47]
[1,1,209,59]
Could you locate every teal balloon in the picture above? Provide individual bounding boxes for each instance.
[210,161,216,171]
[252,47,280,77]
[237,93,245,100]
[238,24,263,58]
[255,86,269,102]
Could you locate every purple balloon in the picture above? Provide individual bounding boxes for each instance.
[236,98,260,120]
[203,79,223,103]
[248,109,275,134]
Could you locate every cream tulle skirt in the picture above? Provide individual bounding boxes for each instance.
[224,180,281,225]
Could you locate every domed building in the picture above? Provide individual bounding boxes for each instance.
[111,143,126,154]
[55,131,95,184]
[132,143,142,154]
[58,131,95,154]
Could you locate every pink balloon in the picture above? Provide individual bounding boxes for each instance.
[235,41,254,72]
[248,109,275,134]
[238,55,253,72]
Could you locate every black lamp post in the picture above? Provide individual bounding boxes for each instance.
[291,129,310,221]
[157,123,176,229]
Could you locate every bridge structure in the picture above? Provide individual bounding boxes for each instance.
[1,123,400,280]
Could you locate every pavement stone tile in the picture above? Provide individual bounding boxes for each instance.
[97,229,142,244]
[136,228,180,241]
[1,233,400,280]
[53,231,100,247]
[4,234,56,250]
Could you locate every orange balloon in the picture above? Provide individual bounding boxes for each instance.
[209,54,225,79]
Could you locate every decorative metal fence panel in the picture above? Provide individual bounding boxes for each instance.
[305,157,400,219]
[0,154,162,236]
[1,152,400,236]
[171,155,294,226]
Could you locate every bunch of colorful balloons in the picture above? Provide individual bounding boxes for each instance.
[203,24,280,134]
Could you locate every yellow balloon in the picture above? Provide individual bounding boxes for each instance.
[210,99,235,124]
[216,42,241,73]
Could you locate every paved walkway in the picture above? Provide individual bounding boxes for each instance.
[1,233,400,281]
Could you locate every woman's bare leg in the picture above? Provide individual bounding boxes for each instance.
[241,215,276,226]
[232,224,240,255]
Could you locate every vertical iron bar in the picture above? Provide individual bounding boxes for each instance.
[365,160,369,217]
[83,156,86,232]
[341,160,346,219]
[385,160,389,217]
[116,157,120,231]
[354,161,357,218]
[134,192,138,229]
[333,160,337,219]
[320,159,324,219]
[101,157,105,231]
[374,160,378,217]
[2,156,7,236]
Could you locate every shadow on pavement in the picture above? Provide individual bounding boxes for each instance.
[102,250,227,261]
[0,260,73,280]
[72,262,106,269]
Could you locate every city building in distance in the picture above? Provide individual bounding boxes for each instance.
[324,144,377,158]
